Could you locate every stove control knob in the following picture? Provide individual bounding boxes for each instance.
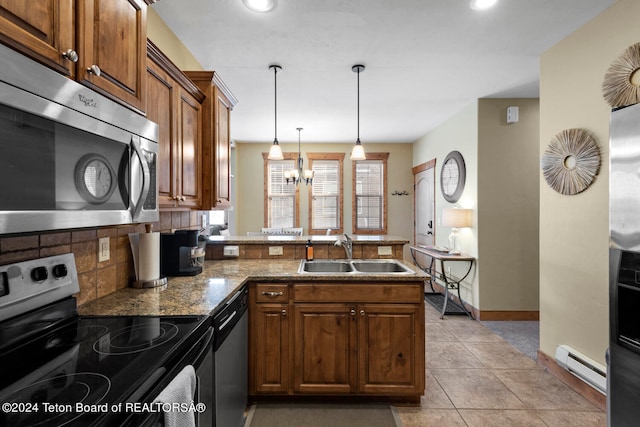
[31,266,48,282]
[52,264,68,279]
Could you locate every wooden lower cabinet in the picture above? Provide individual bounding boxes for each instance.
[252,303,289,393]
[249,281,425,399]
[358,304,422,395]
[294,303,357,394]
[250,283,290,394]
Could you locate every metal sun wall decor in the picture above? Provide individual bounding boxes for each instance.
[603,42,640,108]
[541,128,601,195]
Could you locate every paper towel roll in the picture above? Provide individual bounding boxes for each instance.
[138,232,160,281]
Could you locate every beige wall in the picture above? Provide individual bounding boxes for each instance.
[539,0,639,365]
[478,98,540,311]
[413,98,540,314]
[413,102,480,308]
[234,142,414,239]
[147,7,203,70]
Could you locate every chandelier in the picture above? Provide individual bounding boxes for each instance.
[285,127,313,185]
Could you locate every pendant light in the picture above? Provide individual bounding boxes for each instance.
[351,64,366,160]
[267,64,284,160]
[285,128,314,185]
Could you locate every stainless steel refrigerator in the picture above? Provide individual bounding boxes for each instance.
[609,102,640,426]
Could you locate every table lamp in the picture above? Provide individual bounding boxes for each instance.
[441,208,473,254]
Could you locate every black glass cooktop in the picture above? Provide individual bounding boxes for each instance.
[0,299,208,426]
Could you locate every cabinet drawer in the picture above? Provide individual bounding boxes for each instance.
[256,284,289,302]
[294,283,423,303]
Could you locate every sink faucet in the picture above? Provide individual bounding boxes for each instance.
[334,234,353,259]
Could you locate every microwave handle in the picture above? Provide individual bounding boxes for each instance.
[130,136,151,220]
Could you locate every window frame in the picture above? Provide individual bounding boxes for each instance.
[263,152,300,228]
[307,153,345,235]
[352,152,389,235]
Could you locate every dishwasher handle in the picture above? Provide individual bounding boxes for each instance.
[218,310,237,332]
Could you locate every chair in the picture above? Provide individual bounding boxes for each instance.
[261,227,283,234]
[281,227,303,236]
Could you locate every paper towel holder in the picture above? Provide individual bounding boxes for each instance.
[132,276,168,289]
[130,223,168,289]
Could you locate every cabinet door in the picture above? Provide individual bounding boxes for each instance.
[252,303,289,393]
[294,304,357,394]
[146,58,177,208]
[214,89,231,207]
[176,88,202,208]
[358,304,424,395]
[0,0,75,77]
[77,0,146,112]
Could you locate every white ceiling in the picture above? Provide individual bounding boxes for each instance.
[153,0,614,144]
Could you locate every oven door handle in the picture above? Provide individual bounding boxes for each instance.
[125,326,214,406]
[130,135,151,221]
[192,326,215,367]
[126,367,167,404]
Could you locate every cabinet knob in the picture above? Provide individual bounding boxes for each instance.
[62,49,78,63]
[281,309,287,316]
[360,310,365,316]
[350,308,356,316]
[87,64,101,77]
[181,196,186,201]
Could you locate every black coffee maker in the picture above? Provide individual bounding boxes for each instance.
[160,230,203,276]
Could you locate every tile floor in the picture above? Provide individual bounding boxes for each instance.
[393,303,606,427]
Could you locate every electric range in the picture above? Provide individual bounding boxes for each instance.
[0,253,212,426]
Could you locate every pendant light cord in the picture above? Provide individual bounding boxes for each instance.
[357,67,360,143]
[274,66,278,143]
[352,64,364,145]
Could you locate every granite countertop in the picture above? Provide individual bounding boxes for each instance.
[205,235,410,245]
[78,259,428,317]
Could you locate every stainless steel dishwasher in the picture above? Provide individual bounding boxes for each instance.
[213,285,248,427]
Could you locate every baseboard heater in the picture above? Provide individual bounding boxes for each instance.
[555,345,606,395]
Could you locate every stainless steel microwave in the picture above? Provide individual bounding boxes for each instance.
[0,44,159,234]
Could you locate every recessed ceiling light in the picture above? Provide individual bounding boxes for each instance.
[470,0,498,11]
[243,0,276,13]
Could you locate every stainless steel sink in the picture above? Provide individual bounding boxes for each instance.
[298,259,414,274]
[299,260,354,273]
[352,260,414,273]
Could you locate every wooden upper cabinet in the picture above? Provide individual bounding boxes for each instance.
[184,71,238,210]
[146,41,204,209]
[0,0,147,113]
[176,88,203,208]
[214,89,232,207]
[77,0,147,113]
[0,0,75,77]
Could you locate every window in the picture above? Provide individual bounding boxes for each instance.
[209,210,226,225]
[263,153,299,228]
[308,153,344,234]
[353,153,388,234]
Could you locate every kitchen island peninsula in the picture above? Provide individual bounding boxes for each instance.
[204,234,409,260]
[79,258,428,402]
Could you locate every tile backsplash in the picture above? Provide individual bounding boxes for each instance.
[0,211,204,307]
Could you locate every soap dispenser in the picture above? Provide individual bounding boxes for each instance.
[305,240,314,261]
